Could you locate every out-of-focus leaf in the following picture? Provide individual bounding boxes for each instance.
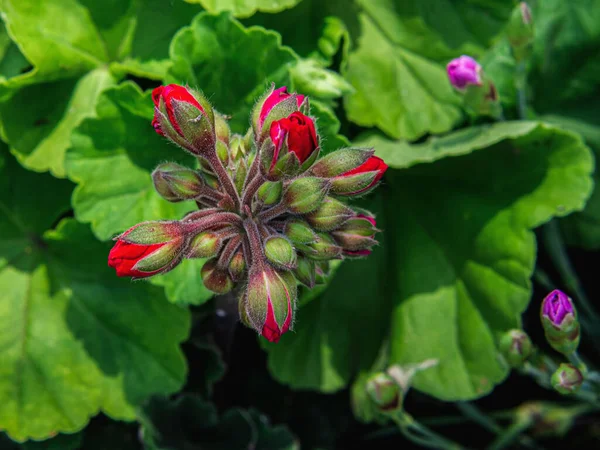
[311,101,350,156]
[264,123,593,400]
[139,395,298,450]
[186,0,302,18]
[0,431,82,450]
[0,148,190,441]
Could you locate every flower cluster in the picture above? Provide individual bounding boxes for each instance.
[108,84,388,342]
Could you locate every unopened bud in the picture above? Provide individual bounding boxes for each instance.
[307,233,342,260]
[216,140,229,166]
[306,197,354,231]
[243,265,297,343]
[234,159,248,195]
[315,261,330,284]
[256,180,283,206]
[541,290,580,355]
[152,85,216,155]
[293,257,316,288]
[264,236,297,270]
[311,148,374,178]
[228,249,246,281]
[201,258,233,294]
[152,163,205,202]
[284,219,318,245]
[366,373,402,413]
[117,221,183,245]
[499,329,533,368]
[187,231,223,259]
[214,112,230,145]
[283,177,330,214]
[551,364,583,395]
[507,2,534,61]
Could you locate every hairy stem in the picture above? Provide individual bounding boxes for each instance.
[257,202,288,222]
[207,153,241,210]
[242,173,265,207]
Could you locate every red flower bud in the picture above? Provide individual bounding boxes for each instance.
[335,214,378,258]
[243,265,297,343]
[108,240,167,278]
[152,84,204,137]
[269,112,318,167]
[259,86,305,126]
[108,222,186,278]
[335,156,388,196]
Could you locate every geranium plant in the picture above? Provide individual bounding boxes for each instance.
[1,0,600,449]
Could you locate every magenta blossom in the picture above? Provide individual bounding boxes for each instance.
[542,290,574,326]
[446,56,482,90]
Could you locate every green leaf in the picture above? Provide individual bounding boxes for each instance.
[0,68,116,177]
[150,258,214,306]
[186,0,302,18]
[0,0,108,96]
[167,13,298,133]
[344,12,463,140]
[0,431,82,450]
[66,82,213,305]
[530,0,600,112]
[139,395,297,450]
[0,149,190,441]
[265,123,593,400]
[544,113,600,249]
[109,0,204,80]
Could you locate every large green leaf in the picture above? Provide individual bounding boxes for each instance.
[265,122,593,400]
[66,82,213,306]
[166,13,298,133]
[0,149,190,441]
[186,0,303,18]
[109,0,204,80]
[0,0,107,96]
[0,68,115,177]
[343,12,462,140]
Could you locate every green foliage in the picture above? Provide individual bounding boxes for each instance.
[1,0,599,447]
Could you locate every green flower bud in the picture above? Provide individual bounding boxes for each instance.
[506,2,534,62]
[293,257,316,288]
[152,163,205,202]
[117,220,183,245]
[551,363,583,395]
[284,219,317,245]
[499,329,533,368]
[201,258,233,294]
[216,139,229,166]
[264,236,297,270]
[311,148,375,178]
[283,177,330,214]
[257,180,283,206]
[366,373,402,412]
[187,231,223,259]
[306,197,354,231]
[307,233,342,261]
[228,249,246,281]
[214,111,230,145]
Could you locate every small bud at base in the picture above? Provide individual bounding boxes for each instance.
[366,373,402,413]
[551,363,584,395]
